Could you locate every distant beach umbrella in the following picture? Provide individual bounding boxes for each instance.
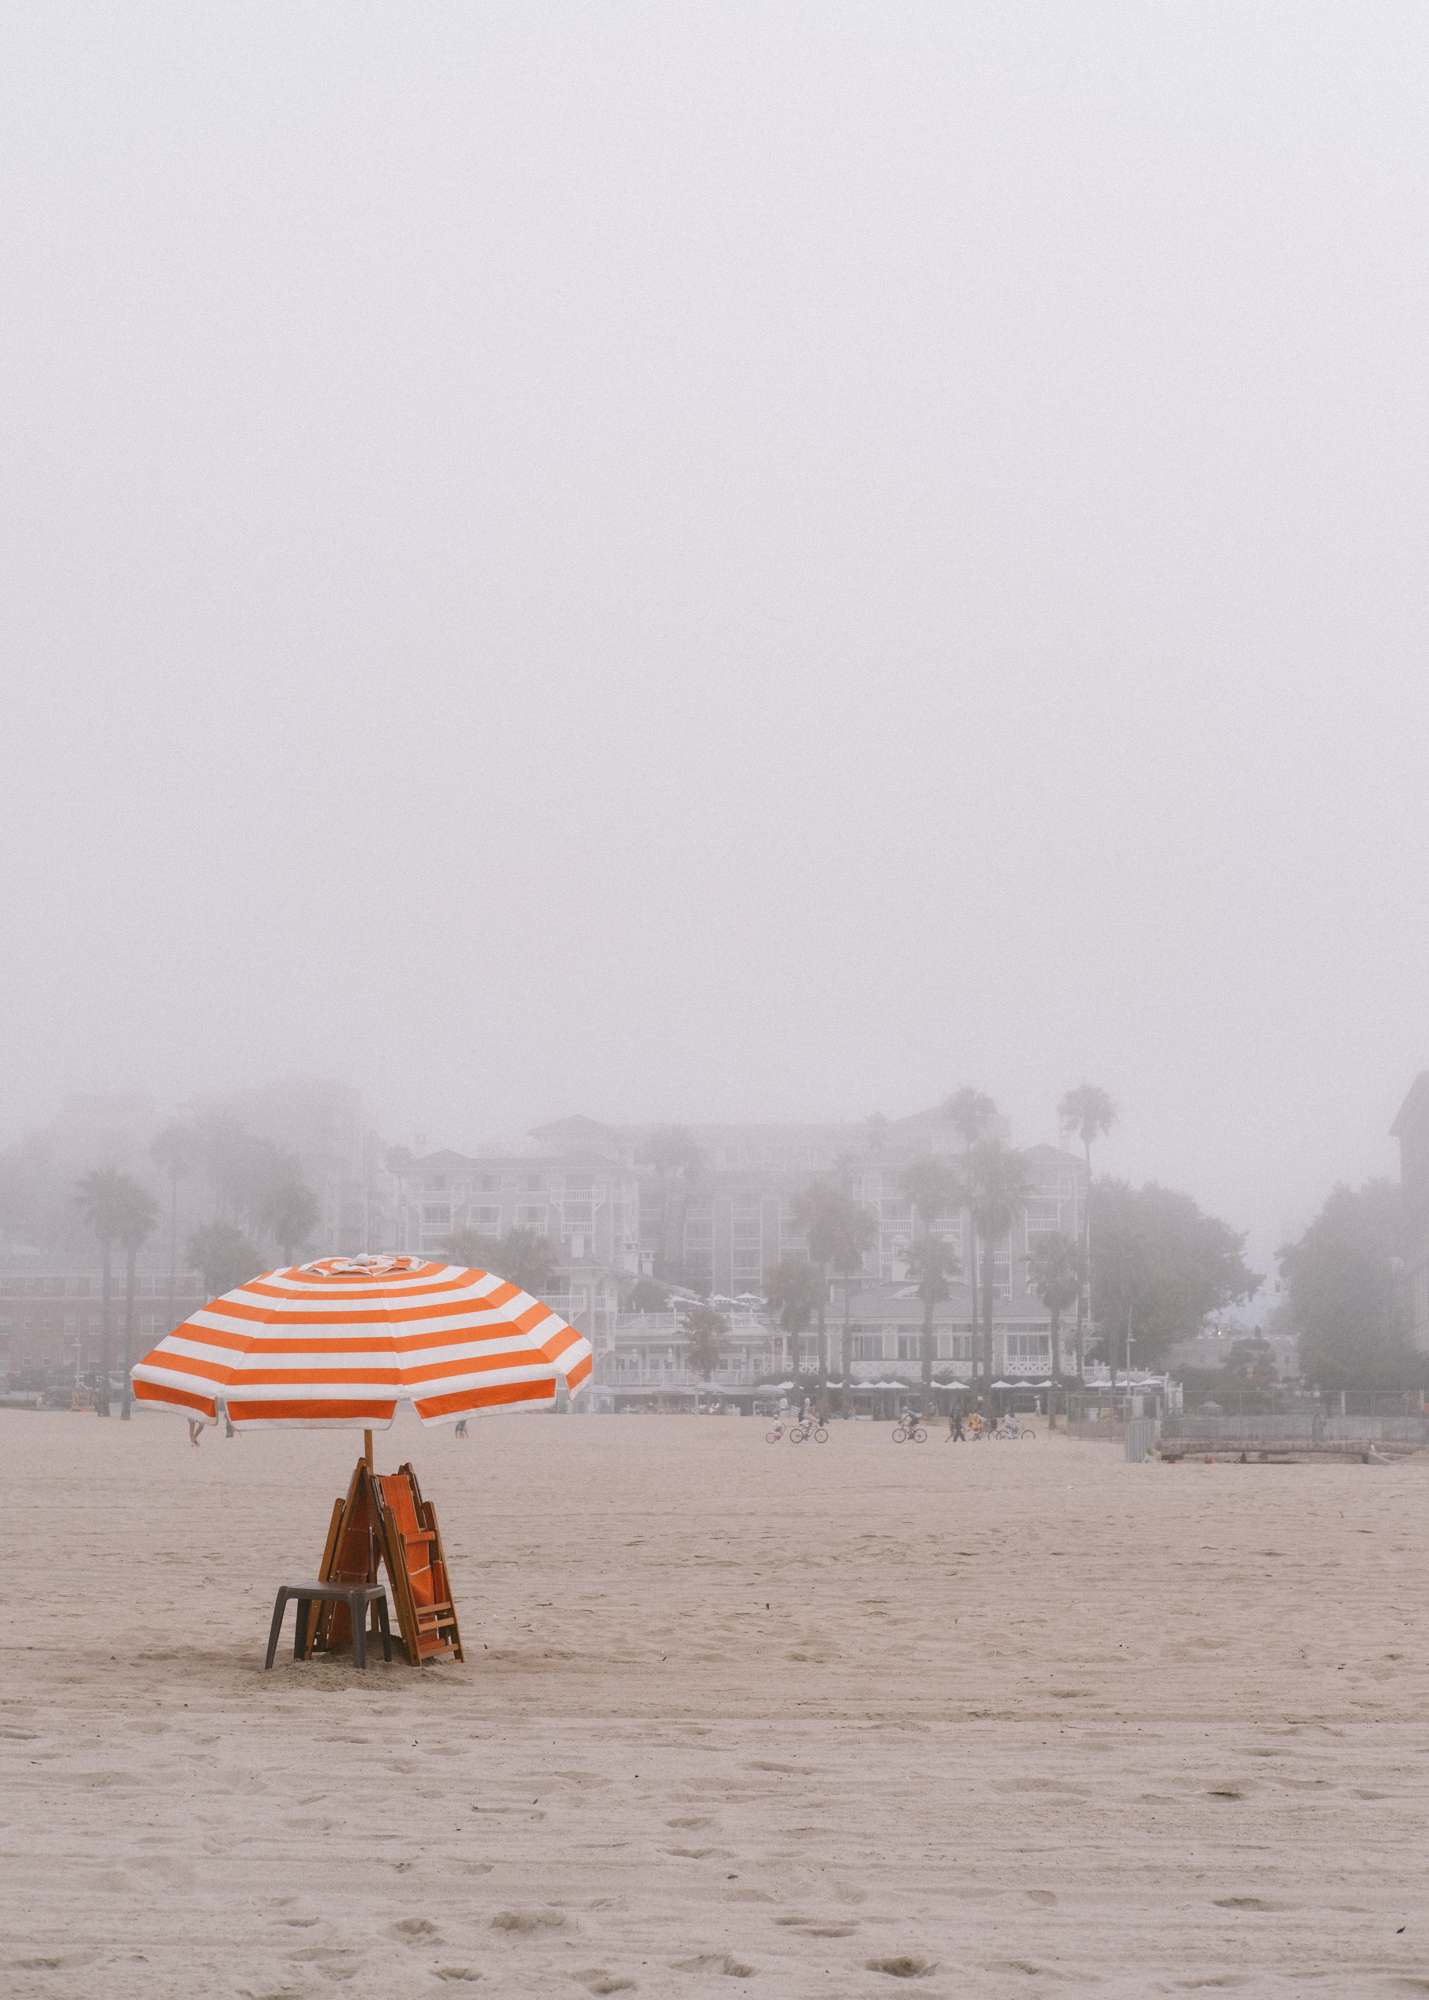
[131,1254,592,1432]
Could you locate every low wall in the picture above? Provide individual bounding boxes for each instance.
[1165,1413,1429,1446]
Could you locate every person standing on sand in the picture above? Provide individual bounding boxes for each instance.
[186,1418,202,1448]
[454,1418,468,1438]
[947,1409,965,1441]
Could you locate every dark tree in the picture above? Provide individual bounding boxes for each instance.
[1092,1179,1260,1378]
[897,1156,964,1394]
[764,1257,823,1390]
[1279,1180,1421,1392]
[185,1220,261,1300]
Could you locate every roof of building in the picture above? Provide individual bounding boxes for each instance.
[1391,1072,1429,1138]
[399,1147,636,1176]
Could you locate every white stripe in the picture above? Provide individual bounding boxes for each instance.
[215,1363,556,1402]
[172,1315,561,1352]
[246,1263,473,1297]
[209,1274,516,1317]
[180,1301,558,1342]
[150,1333,574,1373]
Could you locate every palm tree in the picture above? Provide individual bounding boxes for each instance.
[115,1180,160,1419]
[259,1178,322,1265]
[942,1088,997,1369]
[638,1126,705,1283]
[684,1306,728,1385]
[964,1138,1034,1395]
[765,1257,822,1391]
[1025,1230,1081,1392]
[444,1222,559,1297]
[75,1168,136,1415]
[903,1232,961,1390]
[791,1178,878,1398]
[1058,1083,1117,1377]
[831,1196,878,1401]
[897,1156,964,1395]
[150,1119,198,1338]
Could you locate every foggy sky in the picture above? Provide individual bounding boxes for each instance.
[5,3,1428,1281]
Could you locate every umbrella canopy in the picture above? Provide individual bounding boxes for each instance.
[131,1254,592,1431]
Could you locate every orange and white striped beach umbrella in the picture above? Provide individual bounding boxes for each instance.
[130,1254,593,1431]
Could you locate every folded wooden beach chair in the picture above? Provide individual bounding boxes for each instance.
[373,1462,464,1664]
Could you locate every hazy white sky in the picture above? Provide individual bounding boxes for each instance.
[5,2,1427,1276]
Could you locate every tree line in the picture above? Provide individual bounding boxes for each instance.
[641,1084,1261,1400]
[70,1111,324,1416]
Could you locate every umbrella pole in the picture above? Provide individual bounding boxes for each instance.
[363,1427,374,1471]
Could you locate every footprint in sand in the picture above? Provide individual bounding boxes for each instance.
[576,1974,637,1995]
[490,1908,568,1933]
[866,1955,937,1979]
[390,1917,442,1943]
[433,1971,482,1984]
[673,1953,754,1977]
[775,1916,858,1937]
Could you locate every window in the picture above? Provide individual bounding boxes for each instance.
[422,1204,449,1227]
[515,1205,547,1228]
[523,1175,544,1193]
[1006,1333,1050,1360]
[474,1206,501,1233]
[426,1177,448,1193]
[852,1333,885,1361]
[896,1335,919,1362]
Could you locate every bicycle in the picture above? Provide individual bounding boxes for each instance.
[791,1422,830,1443]
[891,1422,928,1443]
[994,1420,1037,1440]
[764,1423,787,1443]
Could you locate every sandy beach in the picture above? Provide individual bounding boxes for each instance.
[3,1410,1428,1999]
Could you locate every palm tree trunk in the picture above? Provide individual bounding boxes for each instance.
[840,1272,853,1409]
[166,1170,178,1334]
[966,1215,979,1393]
[922,1288,934,1398]
[121,1244,137,1419]
[97,1239,113,1416]
[981,1239,995,1397]
[815,1272,828,1397]
[1079,1138,1093,1377]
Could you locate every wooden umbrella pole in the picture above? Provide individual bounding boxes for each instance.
[363,1427,374,1470]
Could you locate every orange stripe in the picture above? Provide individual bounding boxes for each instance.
[565,1352,593,1389]
[513,1300,552,1334]
[210,1366,405,1385]
[416,1378,555,1416]
[244,1265,465,1301]
[226,1398,397,1423]
[219,1352,550,1387]
[139,1351,236,1385]
[199,1286,522,1327]
[152,1317,556,1357]
[400,1352,549,1384]
[134,1380,217,1418]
